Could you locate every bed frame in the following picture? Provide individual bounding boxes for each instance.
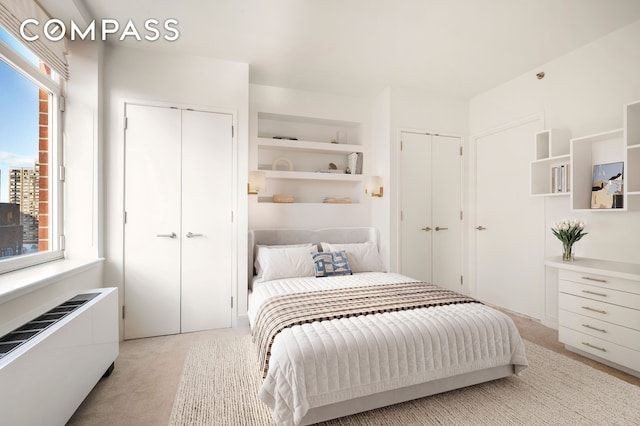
[248,227,516,425]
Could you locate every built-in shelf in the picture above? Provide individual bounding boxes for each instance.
[253,111,367,204]
[262,170,364,182]
[256,197,357,205]
[258,137,364,155]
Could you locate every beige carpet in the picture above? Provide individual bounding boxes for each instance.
[169,335,640,425]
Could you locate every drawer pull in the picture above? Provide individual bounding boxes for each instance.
[581,290,607,297]
[582,276,607,283]
[582,306,607,315]
[582,342,607,352]
[581,324,607,333]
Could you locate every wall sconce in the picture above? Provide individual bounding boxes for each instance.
[366,176,383,197]
[248,171,266,195]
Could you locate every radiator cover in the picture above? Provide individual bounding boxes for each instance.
[0,287,118,425]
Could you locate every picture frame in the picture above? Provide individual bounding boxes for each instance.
[591,161,624,209]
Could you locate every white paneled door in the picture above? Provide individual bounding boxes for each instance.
[400,132,432,282]
[180,110,233,333]
[124,104,233,339]
[474,118,544,319]
[124,105,182,339]
[431,135,462,289]
[400,132,462,291]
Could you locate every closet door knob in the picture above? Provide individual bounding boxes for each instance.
[435,226,448,231]
[156,232,177,238]
[476,226,487,231]
[186,232,203,238]
[421,227,432,232]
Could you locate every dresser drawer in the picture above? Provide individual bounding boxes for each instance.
[559,269,640,295]
[559,309,640,352]
[559,326,640,372]
[559,279,640,309]
[558,293,640,331]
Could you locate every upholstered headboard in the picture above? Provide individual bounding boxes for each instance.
[248,227,379,284]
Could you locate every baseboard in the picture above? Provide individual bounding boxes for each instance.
[235,314,250,328]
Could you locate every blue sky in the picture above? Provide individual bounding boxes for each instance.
[0,27,39,203]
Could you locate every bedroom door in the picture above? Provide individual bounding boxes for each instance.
[124,105,182,338]
[400,132,462,291]
[474,117,544,318]
[124,104,233,339]
[180,109,233,333]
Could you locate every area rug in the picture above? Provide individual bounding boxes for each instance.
[169,335,640,425]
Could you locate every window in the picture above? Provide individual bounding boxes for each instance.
[0,25,63,273]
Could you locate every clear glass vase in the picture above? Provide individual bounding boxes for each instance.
[562,244,574,262]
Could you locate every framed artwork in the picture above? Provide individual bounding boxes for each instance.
[591,161,624,209]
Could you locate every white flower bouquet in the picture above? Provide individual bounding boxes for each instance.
[551,219,587,261]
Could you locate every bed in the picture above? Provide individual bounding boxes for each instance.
[248,227,528,426]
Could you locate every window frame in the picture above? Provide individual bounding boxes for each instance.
[0,34,64,274]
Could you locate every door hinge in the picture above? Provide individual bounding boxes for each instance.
[460,146,463,156]
[122,305,125,319]
[231,211,234,222]
[400,210,403,221]
[231,297,234,308]
[59,165,66,182]
[59,235,66,250]
[124,211,127,224]
[460,211,463,220]
[400,140,403,151]
[232,126,235,138]
[461,275,464,285]
[124,116,128,130]
[59,96,65,112]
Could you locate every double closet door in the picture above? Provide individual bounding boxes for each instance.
[124,104,233,340]
[400,132,462,291]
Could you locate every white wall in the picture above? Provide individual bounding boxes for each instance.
[470,19,640,325]
[388,87,470,273]
[103,46,250,335]
[64,38,102,261]
[370,87,392,267]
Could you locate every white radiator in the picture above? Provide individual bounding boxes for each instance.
[0,287,119,425]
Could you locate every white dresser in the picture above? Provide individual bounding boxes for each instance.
[545,257,640,378]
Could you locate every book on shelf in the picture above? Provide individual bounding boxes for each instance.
[346,152,363,174]
[551,164,570,193]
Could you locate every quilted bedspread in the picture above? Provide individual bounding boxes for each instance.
[248,273,528,426]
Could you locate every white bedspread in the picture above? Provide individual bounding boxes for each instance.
[249,273,528,426]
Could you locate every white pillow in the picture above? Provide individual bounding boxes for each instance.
[254,243,314,278]
[320,241,386,273]
[255,245,318,282]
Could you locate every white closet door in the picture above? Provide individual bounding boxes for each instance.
[181,110,233,332]
[124,105,182,339]
[400,132,432,282]
[431,135,462,291]
[475,119,544,318]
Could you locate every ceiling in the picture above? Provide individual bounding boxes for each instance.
[57,0,640,98]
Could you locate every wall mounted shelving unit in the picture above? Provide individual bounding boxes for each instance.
[530,99,640,211]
